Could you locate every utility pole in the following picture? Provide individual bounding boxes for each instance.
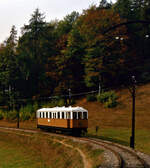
[98,82,101,95]
[17,105,20,128]
[68,88,71,106]
[130,75,136,149]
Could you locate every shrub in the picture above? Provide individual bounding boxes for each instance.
[97,91,118,108]
[0,110,3,120]
[7,110,18,120]
[86,95,96,102]
[33,102,39,112]
[104,97,118,108]
[97,91,117,102]
[19,104,34,121]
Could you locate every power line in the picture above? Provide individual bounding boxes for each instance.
[7,90,100,102]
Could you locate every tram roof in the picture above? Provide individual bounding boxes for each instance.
[37,106,88,112]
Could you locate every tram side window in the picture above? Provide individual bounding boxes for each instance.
[46,112,48,118]
[58,112,60,119]
[78,112,82,119]
[49,112,51,118]
[67,112,70,119]
[45,112,47,118]
[83,112,87,119]
[62,112,64,119]
[73,112,77,119]
[40,112,42,118]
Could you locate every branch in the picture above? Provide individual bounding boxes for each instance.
[103,20,150,34]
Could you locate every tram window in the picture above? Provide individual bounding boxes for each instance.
[73,112,77,119]
[43,112,45,118]
[55,113,56,119]
[62,112,64,119]
[40,112,41,118]
[49,112,51,118]
[83,112,87,119]
[46,112,48,118]
[58,112,60,119]
[67,112,70,119]
[78,112,82,119]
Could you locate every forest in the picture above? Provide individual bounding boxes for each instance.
[0,0,150,108]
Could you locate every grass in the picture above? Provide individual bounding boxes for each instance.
[76,83,150,154]
[88,127,150,153]
[0,132,45,168]
[0,83,150,158]
[64,138,104,168]
[0,131,84,168]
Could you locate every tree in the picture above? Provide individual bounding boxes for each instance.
[0,25,20,106]
[0,26,18,89]
[17,8,50,97]
[53,12,82,95]
[99,0,112,9]
[114,0,150,83]
[77,6,128,88]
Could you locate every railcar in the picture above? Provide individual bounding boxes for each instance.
[36,106,88,136]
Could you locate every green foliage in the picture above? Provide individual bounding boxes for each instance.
[104,97,118,108]
[32,102,39,112]
[97,91,118,108]
[0,110,3,120]
[86,95,96,102]
[19,103,35,121]
[7,110,18,120]
[0,4,150,105]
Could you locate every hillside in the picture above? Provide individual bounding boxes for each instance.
[76,83,150,154]
[0,83,150,154]
[76,83,150,130]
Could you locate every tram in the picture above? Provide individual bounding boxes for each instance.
[37,106,88,136]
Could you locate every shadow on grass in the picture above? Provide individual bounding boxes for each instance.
[86,134,130,146]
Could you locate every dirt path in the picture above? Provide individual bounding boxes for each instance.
[54,139,92,168]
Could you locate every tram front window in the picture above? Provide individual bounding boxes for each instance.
[78,112,82,119]
[73,112,77,119]
[83,112,87,119]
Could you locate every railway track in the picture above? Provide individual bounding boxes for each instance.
[0,126,150,168]
[80,137,150,168]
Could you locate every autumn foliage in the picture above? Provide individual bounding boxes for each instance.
[0,1,150,103]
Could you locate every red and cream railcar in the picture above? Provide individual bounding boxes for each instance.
[37,106,88,136]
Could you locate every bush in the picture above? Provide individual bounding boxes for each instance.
[97,91,118,108]
[0,110,3,120]
[7,110,18,120]
[33,102,39,112]
[86,95,96,102]
[104,97,118,108]
[19,104,34,121]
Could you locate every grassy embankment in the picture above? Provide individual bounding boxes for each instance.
[0,83,150,156]
[0,129,104,168]
[78,83,150,154]
[0,130,84,168]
